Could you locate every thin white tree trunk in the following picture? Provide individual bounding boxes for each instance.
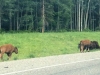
[78,0,80,31]
[84,0,91,29]
[80,0,83,31]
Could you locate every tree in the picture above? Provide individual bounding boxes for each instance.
[84,0,91,29]
[0,0,100,32]
[42,0,45,33]
[80,0,83,31]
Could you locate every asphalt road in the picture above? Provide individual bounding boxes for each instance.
[0,51,100,75]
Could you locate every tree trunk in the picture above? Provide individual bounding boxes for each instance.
[14,14,15,31]
[70,13,72,31]
[42,0,45,33]
[77,0,80,31]
[84,0,91,29]
[17,12,19,31]
[70,2,73,31]
[35,0,38,31]
[31,8,34,31]
[92,14,95,31]
[57,0,60,31]
[74,4,77,30]
[17,0,19,31]
[78,0,80,31]
[80,0,83,31]
[28,7,34,31]
[9,10,12,30]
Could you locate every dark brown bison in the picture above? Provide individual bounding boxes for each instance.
[0,44,18,61]
[78,40,91,52]
[89,41,100,49]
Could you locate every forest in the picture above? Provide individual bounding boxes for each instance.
[0,0,100,32]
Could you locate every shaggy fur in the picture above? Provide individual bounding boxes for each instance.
[89,41,100,49]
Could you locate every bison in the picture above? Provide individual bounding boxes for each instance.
[78,40,100,53]
[78,40,91,52]
[0,44,18,61]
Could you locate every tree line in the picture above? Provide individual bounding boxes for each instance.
[0,0,100,32]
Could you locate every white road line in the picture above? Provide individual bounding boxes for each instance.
[1,57,100,75]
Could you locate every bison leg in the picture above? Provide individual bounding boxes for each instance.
[86,46,90,52]
[80,47,82,52]
[80,46,84,53]
[7,53,12,60]
[0,53,4,61]
[80,49,84,53]
[87,48,90,52]
[80,49,83,53]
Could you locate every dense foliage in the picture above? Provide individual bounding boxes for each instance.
[0,0,100,32]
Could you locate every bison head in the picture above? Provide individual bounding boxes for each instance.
[14,47,18,54]
[90,41,100,49]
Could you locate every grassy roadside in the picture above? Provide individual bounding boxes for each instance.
[0,32,100,60]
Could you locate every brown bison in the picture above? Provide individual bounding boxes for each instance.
[78,40,100,52]
[0,44,18,61]
[78,40,91,52]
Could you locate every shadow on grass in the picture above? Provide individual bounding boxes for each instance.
[13,57,18,60]
[28,54,35,58]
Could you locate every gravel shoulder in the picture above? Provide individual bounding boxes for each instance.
[0,51,100,75]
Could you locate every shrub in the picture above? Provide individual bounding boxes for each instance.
[28,54,35,58]
[95,27,100,31]
[14,57,18,60]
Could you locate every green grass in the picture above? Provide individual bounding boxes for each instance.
[0,32,100,60]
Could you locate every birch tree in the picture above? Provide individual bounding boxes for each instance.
[78,0,81,31]
[42,0,45,33]
[80,0,83,31]
[84,0,91,29]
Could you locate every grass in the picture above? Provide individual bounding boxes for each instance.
[0,32,100,60]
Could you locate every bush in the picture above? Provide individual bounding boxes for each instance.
[14,57,18,60]
[28,54,35,58]
[0,29,6,33]
[95,27,100,31]
[83,28,92,32]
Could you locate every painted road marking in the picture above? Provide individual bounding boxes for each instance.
[1,57,100,75]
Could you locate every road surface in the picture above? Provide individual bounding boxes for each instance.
[0,51,100,75]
